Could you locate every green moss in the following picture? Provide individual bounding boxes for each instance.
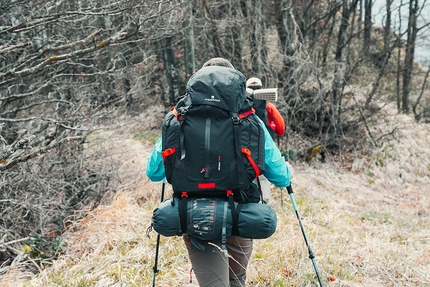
[373,152,385,167]
[359,211,392,225]
[133,131,161,144]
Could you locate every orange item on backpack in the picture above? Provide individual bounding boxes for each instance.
[266,102,285,136]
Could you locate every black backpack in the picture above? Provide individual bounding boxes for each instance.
[161,66,265,201]
[252,98,276,140]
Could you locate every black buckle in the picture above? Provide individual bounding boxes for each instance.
[232,116,240,124]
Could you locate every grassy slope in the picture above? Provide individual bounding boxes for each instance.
[1,104,429,287]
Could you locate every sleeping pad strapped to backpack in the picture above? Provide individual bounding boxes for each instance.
[154,66,277,240]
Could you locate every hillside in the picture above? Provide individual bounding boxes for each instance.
[1,103,429,287]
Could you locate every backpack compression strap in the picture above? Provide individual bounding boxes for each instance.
[161,148,176,161]
[227,189,241,236]
[179,191,188,234]
[232,112,245,187]
[172,97,192,160]
[232,108,260,185]
[239,109,261,177]
[241,148,261,177]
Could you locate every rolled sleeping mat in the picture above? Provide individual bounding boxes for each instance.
[152,197,277,240]
[246,88,278,102]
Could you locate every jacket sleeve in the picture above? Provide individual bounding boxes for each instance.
[257,118,291,188]
[146,136,166,182]
[266,102,285,136]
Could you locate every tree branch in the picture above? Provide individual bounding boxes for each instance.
[0,136,84,171]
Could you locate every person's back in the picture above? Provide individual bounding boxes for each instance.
[246,77,285,141]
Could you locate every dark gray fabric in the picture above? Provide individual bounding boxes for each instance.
[186,66,251,113]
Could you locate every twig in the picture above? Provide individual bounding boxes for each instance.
[351,93,378,147]
[0,136,84,171]
[1,237,30,247]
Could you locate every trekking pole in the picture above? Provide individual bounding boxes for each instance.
[286,184,324,287]
[152,178,166,287]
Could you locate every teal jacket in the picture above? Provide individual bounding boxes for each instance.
[146,118,291,188]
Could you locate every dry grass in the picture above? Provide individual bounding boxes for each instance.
[1,106,429,287]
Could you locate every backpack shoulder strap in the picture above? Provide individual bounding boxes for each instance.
[171,95,192,160]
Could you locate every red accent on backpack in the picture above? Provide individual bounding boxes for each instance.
[241,147,261,177]
[198,182,216,189]
[161,148,176,162]
[239,108,255,119]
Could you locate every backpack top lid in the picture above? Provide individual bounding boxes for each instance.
[186,66,251,113]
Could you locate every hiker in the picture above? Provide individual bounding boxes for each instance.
[246,77,286,203]
[146,57,293,287]
[246,77,285,141]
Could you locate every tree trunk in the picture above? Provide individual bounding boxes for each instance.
[249,0,268,75]
[159,37,179,106]
[412,65,430,120]
[396,2,403,111]
[335,0,350,62]
[383,0,393,52]
[202,0,225,57]
[333,0,349,105]
[184,0,196,79]
[363,0,372,56]
[274,0,295,89]
[332,0,355,133]
[402,0,419,113]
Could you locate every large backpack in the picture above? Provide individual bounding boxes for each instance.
[158,66,273,239]
[161,66,265,200]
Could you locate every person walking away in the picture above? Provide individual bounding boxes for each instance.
[146,58,293,287]
[246,77,286,203]
[246,77,285,141]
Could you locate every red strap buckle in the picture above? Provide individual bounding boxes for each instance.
[238,108,255,119]
[161,147,176,161]
[226,190,233,197]
[181,191,188,198]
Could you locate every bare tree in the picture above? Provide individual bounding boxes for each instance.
[363,0,373,56]
[0,0,186,271]
[246,0,268,75]
[0,0,185,170]
[413,64,430,119]
[184,0,196,78]
[384,0,394,52]
[331,0,359,134]
[402,0,430,113]
[274,0,297,89]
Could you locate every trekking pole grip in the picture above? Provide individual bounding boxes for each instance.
[286,184,293,195]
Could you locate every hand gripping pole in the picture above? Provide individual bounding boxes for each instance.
[286,184,324,287]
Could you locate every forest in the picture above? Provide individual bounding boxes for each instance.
[1,0,429,282]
